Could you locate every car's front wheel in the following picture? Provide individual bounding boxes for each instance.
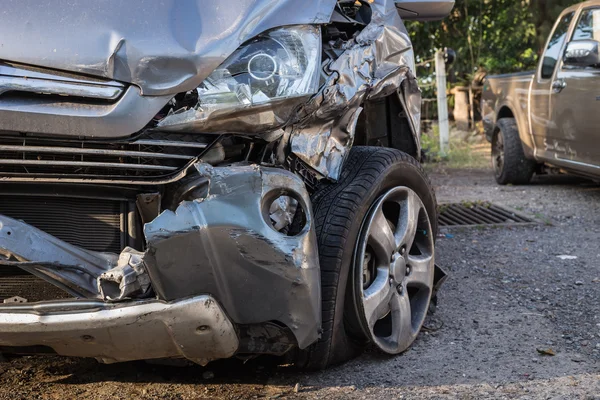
[295,146,437,369]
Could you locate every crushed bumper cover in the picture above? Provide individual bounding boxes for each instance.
[0,163,320,363]
[0,296,238,365]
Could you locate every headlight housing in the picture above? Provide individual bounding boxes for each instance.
[200,25,321,109]
[157,25,322,134]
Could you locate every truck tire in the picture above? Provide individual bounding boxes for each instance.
[492,118,535,185]
[295,146,437,369]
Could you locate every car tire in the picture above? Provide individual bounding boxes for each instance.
[492,118,536,185]
[295,146,437,369]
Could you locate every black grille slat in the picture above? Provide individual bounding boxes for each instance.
[0,132,211,181]
[438,202,534,227]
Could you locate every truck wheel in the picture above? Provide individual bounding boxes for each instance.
[296,147,437,369]
[492,118,535,184]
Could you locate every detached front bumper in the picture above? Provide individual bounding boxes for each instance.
[0,163,321,364]
[0,296,238,365]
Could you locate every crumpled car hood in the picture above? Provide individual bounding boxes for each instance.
[0,0,336,96]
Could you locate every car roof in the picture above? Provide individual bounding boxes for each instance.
[562,0,600,15]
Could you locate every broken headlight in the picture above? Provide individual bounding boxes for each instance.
[198,25,321,114]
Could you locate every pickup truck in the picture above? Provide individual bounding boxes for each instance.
[482,0,600,184]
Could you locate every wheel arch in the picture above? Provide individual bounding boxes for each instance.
[354,92,420,160]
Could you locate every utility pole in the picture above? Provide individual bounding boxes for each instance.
[435,49,449,157]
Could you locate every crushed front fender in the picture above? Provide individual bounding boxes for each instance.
[143,164,321,349]
[0,163,321,362]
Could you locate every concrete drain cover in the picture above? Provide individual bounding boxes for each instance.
[438,202,534,227]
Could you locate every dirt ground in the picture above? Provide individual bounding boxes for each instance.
[2,164,600,400]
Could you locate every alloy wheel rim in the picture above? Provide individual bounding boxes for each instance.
[492,131,504,177]
[352,186,435,354]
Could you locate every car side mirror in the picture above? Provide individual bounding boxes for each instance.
[563,40,600,68]
[395,0,455,21]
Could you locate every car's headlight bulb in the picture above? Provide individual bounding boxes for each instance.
[248,54,278,81]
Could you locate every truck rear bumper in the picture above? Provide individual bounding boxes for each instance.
[0,296,239,365]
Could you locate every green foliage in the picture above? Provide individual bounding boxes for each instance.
[407,0,581,81]
[421,126,490,169]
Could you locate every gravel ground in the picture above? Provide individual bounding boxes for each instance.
[2,165,600,399]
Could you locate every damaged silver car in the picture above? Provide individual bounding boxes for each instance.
[0,0,452,369]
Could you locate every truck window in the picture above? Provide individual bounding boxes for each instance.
[572,8,600,41]
[541,12,574,79]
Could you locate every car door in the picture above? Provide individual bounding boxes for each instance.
[551,7,600,166]
[529,11,575,160]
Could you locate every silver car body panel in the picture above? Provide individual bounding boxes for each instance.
[142,163,321,349]
[395,0,455,21]
[0,85,171,138]
[0,0,336,96]
[0,295,239,366]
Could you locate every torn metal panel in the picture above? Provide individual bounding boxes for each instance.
[290,107,362,180]
[97,248,151,301]
[289,0,421,180]
[0,295,239,366]
[0,0,336,96]
[143,163,321,349]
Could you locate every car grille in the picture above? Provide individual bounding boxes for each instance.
[0,131,214,184]
[0,275,71,302]
[0,195,135,255]
[0,195,139,300]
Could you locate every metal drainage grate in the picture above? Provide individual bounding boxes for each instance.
[438,202,534,227]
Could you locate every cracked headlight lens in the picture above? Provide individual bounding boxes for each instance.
[198,25,321,112]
